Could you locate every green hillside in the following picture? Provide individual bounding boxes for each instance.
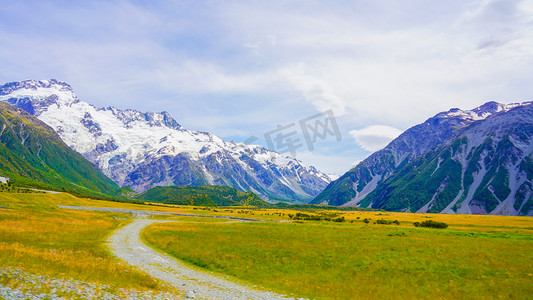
[138,185,269,207]
[0,102,121,197]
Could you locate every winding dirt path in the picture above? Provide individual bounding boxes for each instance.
[107,218,294,300]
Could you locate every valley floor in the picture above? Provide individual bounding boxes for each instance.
[0,192,532,299]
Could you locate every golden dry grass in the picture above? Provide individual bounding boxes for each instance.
[0,193,160,290]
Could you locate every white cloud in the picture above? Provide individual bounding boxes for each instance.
[1,0,532,174]
[154,61,273,94]
[519,0,533,15]
[279,63,347,116]
[349,125,403,152]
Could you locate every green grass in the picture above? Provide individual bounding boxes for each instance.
[0,192,161,291]
[142,219,533,299]
[2,192,532,299]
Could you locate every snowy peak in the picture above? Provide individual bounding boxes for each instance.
[0,79,79,116]
[101,107,182,130]
[385,101,533,157]
[439,101,532,123]
[0,79,183,131]
[0,79,73,93]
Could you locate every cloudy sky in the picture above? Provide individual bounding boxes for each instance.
[1,0,532,175]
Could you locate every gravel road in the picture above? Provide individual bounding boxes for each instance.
[58,206,299,299]
[108,218,295,300]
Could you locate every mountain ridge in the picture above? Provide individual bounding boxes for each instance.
[0,101,122,197]
[0,79,331,202]
[313,101,533,216]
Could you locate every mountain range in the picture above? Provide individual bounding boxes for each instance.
[2,79,531,216]
[0,79,331,202]
[0,101,122,197]
[313,101,533,216]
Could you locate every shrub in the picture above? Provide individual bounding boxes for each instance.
[387,232,406,237]
[291,212,322,221]
[375,219,400,225]
[363,218,370,224]
[414,220,448,229]
[289,212,347,223]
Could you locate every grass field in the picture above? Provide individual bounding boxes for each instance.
[0,193,161,292]
[142,211,533,299]
[1,192,532,299]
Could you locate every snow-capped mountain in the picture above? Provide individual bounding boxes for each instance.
[0,101,121,197]
[313,101,533,216]
[0,79,331,201]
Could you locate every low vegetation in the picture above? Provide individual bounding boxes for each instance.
[0,193,161,291]
[143,211,533,300]
[0,181,34,193]
[414,220,448,229]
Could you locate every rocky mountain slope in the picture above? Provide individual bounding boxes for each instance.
[0,79,330,202]
[0,101,122,197]
[312,101,533,216]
